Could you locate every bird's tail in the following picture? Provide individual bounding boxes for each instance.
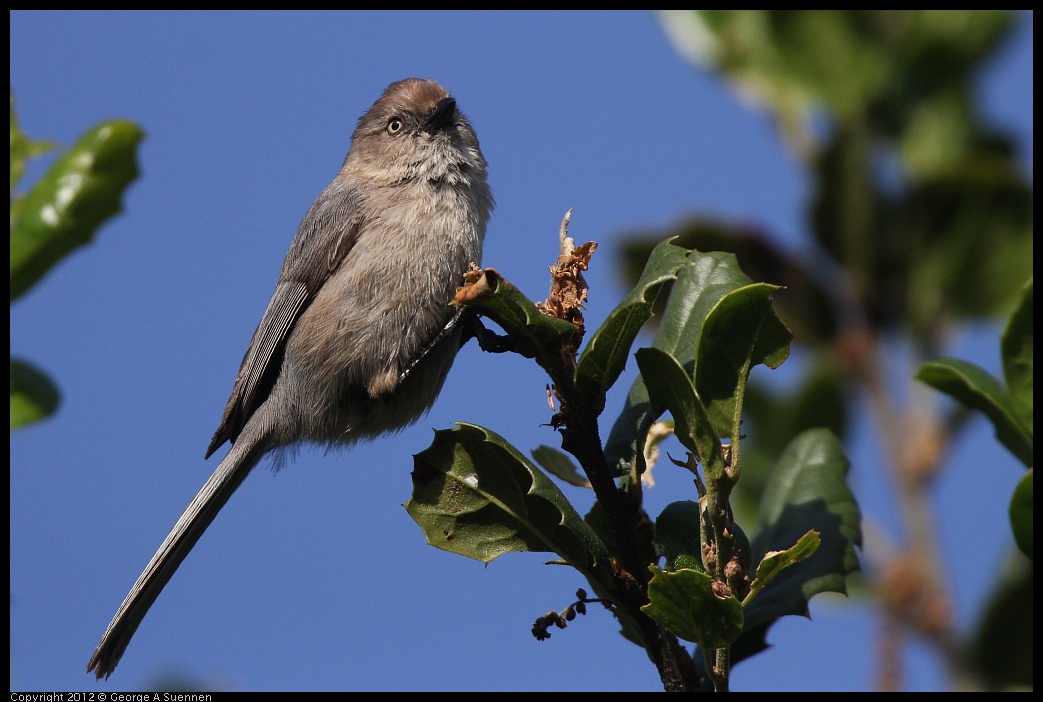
[88,427,269,679]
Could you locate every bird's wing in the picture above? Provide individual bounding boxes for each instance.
[206,189,361,457]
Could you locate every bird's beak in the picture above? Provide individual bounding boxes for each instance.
[423,97,457,132]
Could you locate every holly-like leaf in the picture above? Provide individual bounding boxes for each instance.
[696,283,792,440]
[11,119,144,300]
[635,347,725,477]
[574,238,690,398]
[406,423,611,579]
[642,565,743,649]
[732,359,849,522]
[604,250,753,476]
[916,357,1032,468]
[743,429,861,634]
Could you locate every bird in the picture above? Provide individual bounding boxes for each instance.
[88,77,494,679]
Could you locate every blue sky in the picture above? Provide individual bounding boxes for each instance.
[10,10,1033,692]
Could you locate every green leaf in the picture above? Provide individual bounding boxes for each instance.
[455,269,579,371]
[732,359,849,522]
[603,384,653,479]
[743,529,820,607]
[808,125,893,325]
[971,555,1033,690]
[903,154,1034,327]
[10,358,60,429]
[916,357,1032,467]
[641,565,743,649]
[617,218,841,345]
[654,501,705,572]
[652,250,757,371]
[405,423,611,578]
[531,445,590,488]
[604,250,753,476]
[11,119,144,301]
[574,238,690,398]
[743,429,861,634]
[635,347,725,476]
[1001,278,1033,434]
[1009,469,1032,560]
[696,283,792,440]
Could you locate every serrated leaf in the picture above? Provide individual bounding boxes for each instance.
[11,119,143,300]
[604,250,753,476]
[531,445,590,488]
[635,347,724,476]
[641,565,743,649]
[10,358,60,429]
[743,429,861,634]
[405,423,610,579]
[1001,278,1033,434]
[916,357,1032,467]
[574,238,690,397]
[654,501,704,572]
[696,283,792,439]
[455,269,579,370]
[743,529,820,607]
[1009,469,1032,560]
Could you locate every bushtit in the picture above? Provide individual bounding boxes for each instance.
[88,78,494,679]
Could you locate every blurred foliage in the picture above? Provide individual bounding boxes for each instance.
[917,278,1033,469]
[647,10,1032,339]
[971,554,1033,689]
[10,92,143,428]
[918,278,1033,560]
[427,11,1030,689]
[617,9,1033,691]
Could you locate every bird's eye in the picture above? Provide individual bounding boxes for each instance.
[387,118,404,135]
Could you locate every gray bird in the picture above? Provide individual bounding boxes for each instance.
[88,78,494,679]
